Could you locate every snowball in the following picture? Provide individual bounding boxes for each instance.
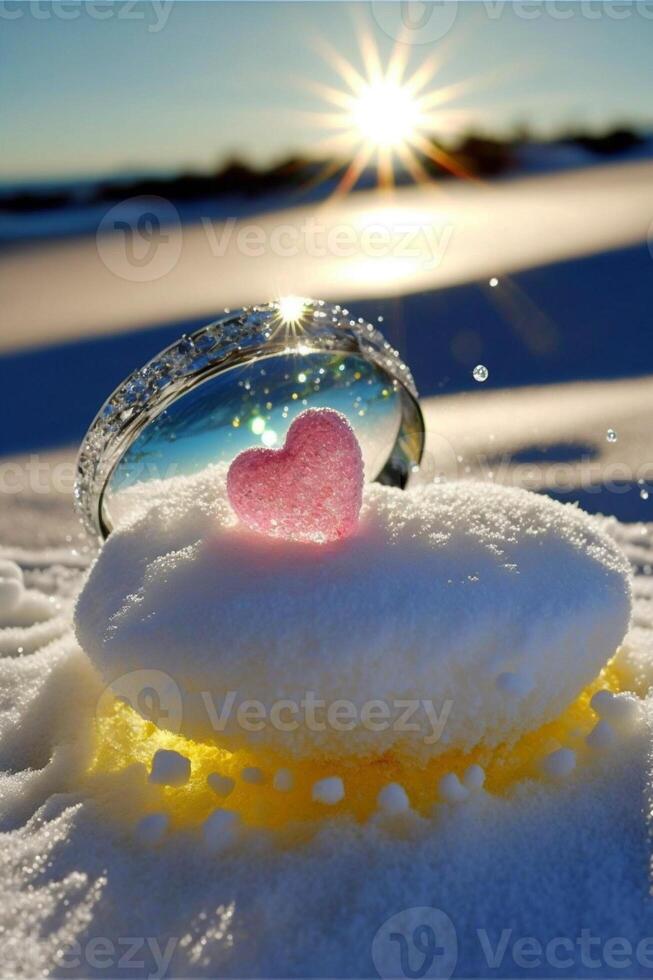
[586,720,616,751]
[312,777,344,805]
[541,748,576,779]
[75,470,632,761]
[590,689,640,730]
[0,579,22,616]
[377,782,410,815]
[207,773,235,798]
[438,773,469,804]
[134,812,169,847]
[149,749,190,786]
[273,769,294,792]
[463,764,486,791]
[0,559,23,584]
[0,560,24,616]
[203,809,240,853]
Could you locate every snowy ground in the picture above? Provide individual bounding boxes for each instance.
[2,158,653,977]
[1,159,651,353]
[2,383,653,978]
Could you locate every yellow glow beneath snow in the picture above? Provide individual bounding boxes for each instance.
[86,661,621,833]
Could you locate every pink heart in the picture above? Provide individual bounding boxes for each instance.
[227,408,364,543]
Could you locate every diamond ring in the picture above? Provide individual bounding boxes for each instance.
[75,298,425,539]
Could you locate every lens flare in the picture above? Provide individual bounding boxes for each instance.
[301,25,479,193]
[277,296,307,325]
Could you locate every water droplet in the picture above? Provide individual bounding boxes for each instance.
[641,488,649,500]
[606,428,618,443]
[473,364,489,383]
[489,277,499,287]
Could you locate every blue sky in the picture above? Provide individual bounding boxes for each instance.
[2,1,652,182]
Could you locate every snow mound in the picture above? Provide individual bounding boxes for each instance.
[75,471,631,759]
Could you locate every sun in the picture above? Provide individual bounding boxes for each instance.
[301,26,476,193]
[351,79,421,149]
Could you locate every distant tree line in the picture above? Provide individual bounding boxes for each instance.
[1,126,647,214]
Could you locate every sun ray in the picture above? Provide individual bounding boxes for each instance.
[408,132,479,182]
[386,38,411,88]
[358,27,384,86]
[299,22,494,197]
[298,156,349,198]
[334,145,374,196]
[296,110,360,133]
[312,35,368,95]
[416,74,492,111]
[395,142,432,185]
[300,79,358,112]
[377,145,395,190]
[402,50,442,98]
[309,131,363,157]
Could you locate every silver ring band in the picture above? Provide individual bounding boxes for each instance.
[75,299,425,539]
